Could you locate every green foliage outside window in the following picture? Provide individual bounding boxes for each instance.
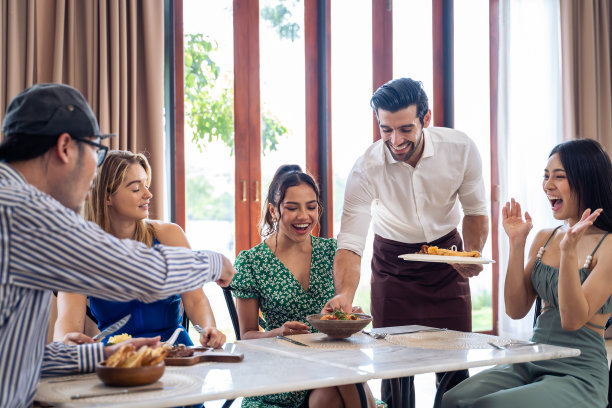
[183,33,288,155]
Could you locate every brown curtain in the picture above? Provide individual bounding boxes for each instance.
[0,0,165,220]
[560,0,612,150]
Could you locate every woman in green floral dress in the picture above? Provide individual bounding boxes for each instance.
[233,164,377,408]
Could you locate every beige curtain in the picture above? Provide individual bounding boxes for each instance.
[0,0,165,220]
[560,0,612,150]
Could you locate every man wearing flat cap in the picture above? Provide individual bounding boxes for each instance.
[0,83,236,407]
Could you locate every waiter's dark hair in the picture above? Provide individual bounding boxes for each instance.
[549,138,612,231]
[260,164,322,238]
[370,78,429,126]
[0,133,61,162]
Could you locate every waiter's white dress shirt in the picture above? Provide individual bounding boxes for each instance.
[337,127,488,257]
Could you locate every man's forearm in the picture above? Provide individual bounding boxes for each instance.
[333,249,362,300]
[462,215,489,252]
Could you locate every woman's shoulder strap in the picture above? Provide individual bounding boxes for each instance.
[542,225,563,249]
[589,232,611,257]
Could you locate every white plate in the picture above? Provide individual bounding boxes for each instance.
[398,254,495,264]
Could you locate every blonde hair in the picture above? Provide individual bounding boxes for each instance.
[86,150,156,247]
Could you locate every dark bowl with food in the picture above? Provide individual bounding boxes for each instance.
[95,361,165,387]
[306,313,372,339]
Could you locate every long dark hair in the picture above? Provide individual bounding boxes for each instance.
[549,138,612,231]
[260,164,323,238]
[370,77,429,126]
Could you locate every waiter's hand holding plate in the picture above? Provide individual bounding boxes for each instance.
[450,262,484,278]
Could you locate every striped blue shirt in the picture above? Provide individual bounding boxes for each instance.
[0,162,223,407]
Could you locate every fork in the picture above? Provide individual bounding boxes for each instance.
[194,324,209,339]
[488,341,538,350]
[363,327,447,339]
[488,342,506,350]
[362,330,387,339]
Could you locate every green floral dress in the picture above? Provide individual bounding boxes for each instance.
[233,235,337,408]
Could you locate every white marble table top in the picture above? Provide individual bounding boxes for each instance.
[35,326,580,407]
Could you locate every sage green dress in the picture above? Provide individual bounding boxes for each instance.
[233,235,336,408]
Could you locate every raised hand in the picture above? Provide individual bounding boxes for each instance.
[560,208,602,251]
[502,198,533,241]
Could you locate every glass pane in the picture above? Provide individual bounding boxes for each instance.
[499,0,561,339]
[454,0,492,332]
[183,0,237,342]
[259,0,306,205]
[393,1,434,113]
[331,1,373,315]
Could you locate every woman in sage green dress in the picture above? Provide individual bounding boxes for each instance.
[442,139,612,407]
[233,164,377,408]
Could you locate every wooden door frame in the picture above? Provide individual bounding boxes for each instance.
[372,0,393,142]
[489,0,500,336]
[305,0,332,238]
[234,0,262,253]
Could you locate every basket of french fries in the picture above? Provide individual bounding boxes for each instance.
[95,344,168,386]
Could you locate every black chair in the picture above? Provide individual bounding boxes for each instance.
[223,286,241,340]
[534,296,612,407]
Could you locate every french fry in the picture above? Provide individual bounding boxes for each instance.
[104,345,167,367]
[105,344,134,367]
[148,347,167,366]
[122,345,149,368]
[139,347,154,366]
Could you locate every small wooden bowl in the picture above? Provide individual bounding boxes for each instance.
[307,313,373,339]
[95,361,165,387]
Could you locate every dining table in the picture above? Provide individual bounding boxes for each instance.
[35,325,580,408]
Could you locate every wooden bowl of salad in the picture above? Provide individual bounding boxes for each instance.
[306,311,372,339]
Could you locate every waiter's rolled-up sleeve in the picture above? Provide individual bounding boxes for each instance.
[458,139,488,216]
[337,163,375,257]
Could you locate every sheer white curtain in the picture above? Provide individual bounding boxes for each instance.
[497,0,563,339]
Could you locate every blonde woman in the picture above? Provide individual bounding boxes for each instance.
[54,150,225,348]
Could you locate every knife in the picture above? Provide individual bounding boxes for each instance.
[92,314,131,341]
[71,386,174,399]
[386,327,448,335]
[276,335,309,347]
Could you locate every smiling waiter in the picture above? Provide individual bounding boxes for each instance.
[323,78,489,407]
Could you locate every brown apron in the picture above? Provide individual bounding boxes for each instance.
[370,229,471,331]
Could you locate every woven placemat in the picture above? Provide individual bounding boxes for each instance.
[277,332,387,349]
[384,330,514,350]
[35,371,202,404]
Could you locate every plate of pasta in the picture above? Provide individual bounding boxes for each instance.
[399,245,495,264]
